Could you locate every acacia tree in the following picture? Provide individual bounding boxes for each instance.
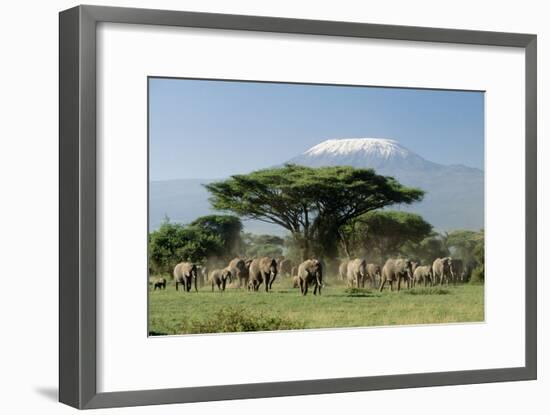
[400,231,450,264]
[446,229,484,265]
[242,233,285,258]
[148,215,243,275]
[471,230,485,282]
[190,215,243,256]
[205,165,424,260]
[340,210,433,261]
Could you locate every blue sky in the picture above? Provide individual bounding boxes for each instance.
[149,78,484,181]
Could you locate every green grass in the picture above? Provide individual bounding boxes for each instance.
[148,277,484,335]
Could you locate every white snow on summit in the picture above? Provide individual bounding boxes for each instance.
[303,138,412,160]
[287,137,432,170]
[280,136,484,230]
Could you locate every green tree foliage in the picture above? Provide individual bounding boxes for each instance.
[445,229,485,283]
[401,232,450,264]
[148,215,243,275]
[190,215,243,256]
[446,229,484,266]
[283,235,304,264]
[205,165,424,260]
[242,233,285,258]
[341,210,433,261]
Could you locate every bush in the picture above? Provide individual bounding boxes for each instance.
[344,287,375,297]
[185,307,304,333]
[148,215,243,275]
[470,265,485,284]
[404,287,450,295]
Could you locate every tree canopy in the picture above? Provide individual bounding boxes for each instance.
[443,229,484,282]
[205,165,424,259]
[340,210,433,261]
[401,232,450,264]
[190,215,243,256]
[446,229,484,265]
[148,215,243,275]
[242,233,285,258]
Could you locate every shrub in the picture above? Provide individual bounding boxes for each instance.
[404,287,450,295]
[470,265,485,284]
[344,287,375,297]
[148,215,242,275]
[185,306,304,333]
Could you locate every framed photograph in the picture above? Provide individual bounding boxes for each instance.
[59,5,537,409]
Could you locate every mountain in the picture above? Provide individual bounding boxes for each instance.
[288,138,439,172]
[149,138,484,234]
[149,179,214,229]
[287,138,484,231]
[149,179,286,235]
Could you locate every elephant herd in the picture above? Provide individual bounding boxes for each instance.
[152,256,466,296]
[338,257,466,292]
[163,256,324,296]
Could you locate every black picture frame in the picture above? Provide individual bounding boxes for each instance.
[59,5,537,409]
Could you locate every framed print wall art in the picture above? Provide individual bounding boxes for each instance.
[59,5,537,409]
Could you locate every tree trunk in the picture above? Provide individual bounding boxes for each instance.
[338,229,352,259]
[302,205,311,261]
[302,238,310,261]
[291,232,310,262]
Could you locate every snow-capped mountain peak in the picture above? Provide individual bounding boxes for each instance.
[280,136,484,230]
[287,137,432,171]
[302,138,412,160]
[149,137,484,235]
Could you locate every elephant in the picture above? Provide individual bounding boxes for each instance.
[227,257,250,288]
[248,257,278,292]
[413,265,433,287]
[278,258,293,277]
[209,268,232,292]
[297,259,323,296]
[346,258,367,288]
[433,257,454,285]
[173,262,198,292]
[452,259,464,282]
[379,258,414,292]
[152,277,166,290]
[338,260,349,281]
[365,263,382,288]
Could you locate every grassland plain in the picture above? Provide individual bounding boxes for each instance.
[148,276,484,336]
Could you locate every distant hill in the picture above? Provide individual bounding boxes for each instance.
[149,179,285,235]
[287,138,484,231]
[150,138,484,234]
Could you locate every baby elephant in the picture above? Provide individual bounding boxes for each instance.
[365,263,382,288]
[346,258,367,288]
[209,268,232,292]
[413,265,433,287]
[153,277,166,290]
